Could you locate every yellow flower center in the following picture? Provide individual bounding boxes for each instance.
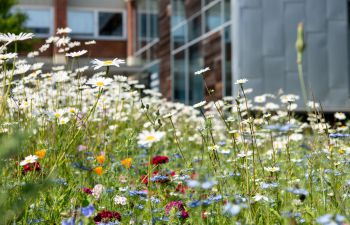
[96,81,105,87]
[145,135,156,142]
[103,60,113,66]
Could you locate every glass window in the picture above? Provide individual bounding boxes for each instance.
[224,0,231,22]
[188,15,201,41]
[68,10,94,36]
[172,0,185,27]
[173,51,186,103]
[24,8,51,35]
[98,12,123,37]
[139,13,158,39]
[172,24,186,49]
[224,27,232,96]
[189,44,204,104]
[205,2,222,32]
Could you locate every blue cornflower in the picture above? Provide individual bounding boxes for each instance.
[61,218,83,225]
[129,190,147,197]
[81,204,94,217]
[222,203,241,216]
[188,200,202,208]
[329,133,350,138]
[317,214,345,225]
[150,175,169,183]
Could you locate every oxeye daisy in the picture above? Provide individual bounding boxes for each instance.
[65,50,87,58]
[20,155,38,166]
[235,78,248,85]
[0,32,34,42]
[56,27,72,34]
[86,77,113,88]
[137,130,165,147]
[91,58,125,70]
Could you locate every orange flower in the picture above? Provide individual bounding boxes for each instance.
[96,155,105,164]
[121,158,132,169]
[35,149,47,159]
[93,166,103,175]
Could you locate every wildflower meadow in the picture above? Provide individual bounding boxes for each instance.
[1,30,350,225]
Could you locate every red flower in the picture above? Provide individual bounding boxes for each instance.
[82,187,92,195]
[165,201,189,219]
[94,210,121,223]
[22,162,41,175]
[151,155,169,165]
[175,184,188,194]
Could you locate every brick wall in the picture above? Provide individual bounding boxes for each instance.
[158,0,172,100]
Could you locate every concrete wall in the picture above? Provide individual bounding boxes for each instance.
[233,0,350,110]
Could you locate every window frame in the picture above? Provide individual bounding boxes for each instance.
[67,7,127,40]
[14,5,54,38]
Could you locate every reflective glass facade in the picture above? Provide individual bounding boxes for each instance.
[171,0,232,104]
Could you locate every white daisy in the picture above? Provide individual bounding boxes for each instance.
[235,78,248,85]
[56,27,72,34]
[20,155,38,166]
[91,58,125,70]
[253,194,269,202]
[114,195,128,205]
[264,166,280,172]
[0,32,34,42]
[66,50,87,58]
[0,53,17,60]
[85,40,96,45]
[86,77,113,88]
[137,130,165,147]
[334,112,346,120]
[193,101,206,109]
[194,67,210,75]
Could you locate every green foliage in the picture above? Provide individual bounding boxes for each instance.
[0,0,33,51]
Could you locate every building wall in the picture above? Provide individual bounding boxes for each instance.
[233,0,350,110]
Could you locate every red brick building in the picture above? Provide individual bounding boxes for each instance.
[16,0,231,104]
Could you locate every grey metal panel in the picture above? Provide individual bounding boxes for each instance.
[306,0,326,32]
[327,0,347,20]
[328,20,348,89]
[244,77,265,96]
[285,72,302,99]
[262,0,284,56]
[284,2,305,72]
[233,0,350,110]
[264,57,285,93]
[324,88,349,106]
[306,33,328,100]
[240,8,263,84]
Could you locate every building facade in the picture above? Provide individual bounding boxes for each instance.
[14,0,350,110]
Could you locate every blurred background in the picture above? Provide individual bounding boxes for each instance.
[6,0,350,110]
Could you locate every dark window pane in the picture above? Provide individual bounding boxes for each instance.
[29,27,50,34]
[98,12,123,36]
[174,51,186,103]
[224,27,232,96]
[188,15,201,41]
[172,0,185,27]
[205,2,222,32]
[189,44,204,104]
[173,24,186,49]
[224,0,231,22]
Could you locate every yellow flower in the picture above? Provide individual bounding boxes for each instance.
[338,149,345,155]
[96,155,106,164]
[35,149,47,159]
[121,158,132,169]
[93,166,103,175]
